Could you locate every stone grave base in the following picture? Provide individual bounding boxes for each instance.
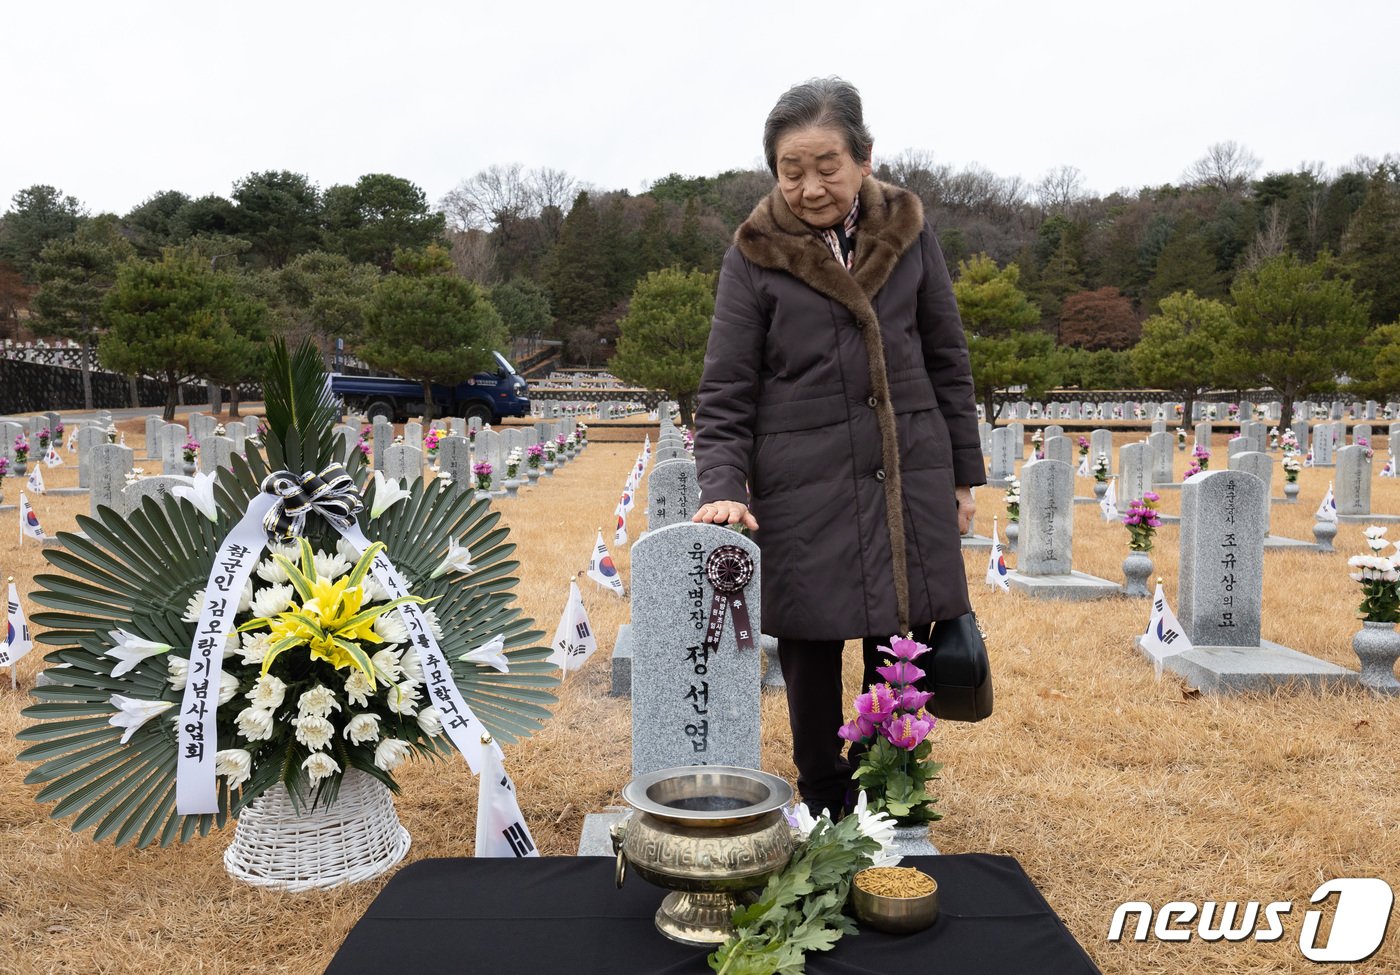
[611,623,632,697]
[1263,535,1315,549]
[985,478,1013,489]
[44,488,88,497]
[1072,496,1099,506]
[577,809,940,857]
[0,504,13,513]
[959,533,993,549]
[1008,571,1120,601]
[1135,637,1357,694]
[1270,497,1297,505]
[1152,483,1183,491]
[1158,514,1181,525]
[1338,513,1400,524]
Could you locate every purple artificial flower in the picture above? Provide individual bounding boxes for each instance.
[1143,491,1160,503]
[897,686,933,713]
[881,711,934,750]
[875,660,927,687]
[854,683,898,723]
[883,636,930,661]
[838,714,879,743]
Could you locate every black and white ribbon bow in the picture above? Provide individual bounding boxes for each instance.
[703,545,756,653]
[260,465,363,542]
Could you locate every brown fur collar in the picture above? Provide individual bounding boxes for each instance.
[734,176,925,321]
[734,177,925,634]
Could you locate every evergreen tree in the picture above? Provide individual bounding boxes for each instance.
[1033,237,1084,323]
[546,191,609,339]
[1219,253,1370,430]
[952,254,1054,420]
[1143,219,1225,312]
[359,273,504,424]
[1129,291,1231,421]
[101,254,267,420]
[1340,166,1400,326]
[0,185,84,280]
[321,174,445,271]
[30,221,135,409]
[489,279,552,348]
[633,201,672,277]
[611,267,715,427]
[230,170,322,268]
[676,197,707,270]
[275,250,378,348]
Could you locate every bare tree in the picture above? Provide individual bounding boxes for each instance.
[1240,204,1289,271]
[447,228,499,286]
[1034,165,1087,213]
[1183,141,1261,195]
[438,163,532,232]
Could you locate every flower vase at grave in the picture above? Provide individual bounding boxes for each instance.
[1314,519,1338,552]
[1005,520,1019,553]
[1284,482,1300,502]
[182,461,196,475]
[1093,481,1108,500]
[543,459,555,476]
[504,478,520,499]
[1121,551,1153,598]
[1352,621,1400,695]
[526,467,540,484]
[13,460,26,478]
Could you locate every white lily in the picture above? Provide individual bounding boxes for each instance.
[430,537,475,579]
[108,694,175,744]
[370,471,411,518]
[785,801,823,839]
[459,633,509,672]
[171,471,220,522]
[105,629,172,677]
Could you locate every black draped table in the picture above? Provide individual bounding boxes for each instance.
[325,853,1101,975]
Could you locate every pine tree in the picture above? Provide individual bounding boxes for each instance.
[952,255,1055,420]
[546,191,609,338]
[1340,166,1400,326]
[1143,219,1225,313]
[611,268,715,427]
[1130,291,1231,421]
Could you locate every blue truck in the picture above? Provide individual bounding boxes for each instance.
[329,352,530,423]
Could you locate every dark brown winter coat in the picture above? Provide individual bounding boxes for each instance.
[694,176,985,640]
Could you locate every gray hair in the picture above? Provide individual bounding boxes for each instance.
[763,77,873,177]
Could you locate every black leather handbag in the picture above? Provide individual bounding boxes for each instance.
[925,613,993,722]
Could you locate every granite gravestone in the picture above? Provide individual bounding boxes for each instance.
[1312,424,1337,466]
[1231,451,1311,546]
[1335,444,1397,523]
[1008,459,1118,600]
[372,421,393,471]
[449,417,465,437]
[1354,423,1373,446]
[76,425,107,488]
[1118,442,1151,505]
[201,435,236,473]
[158,424,187,475]
[1008,422,1026,460]
[989,427,1016,485]
[1227,436,1250,462]
[118,475,186,518]
[645,459,700,531]
[144,417,164,460]
[333,424,358,463]
[1139,470,1353,693]
[438,436,472,487]
[405,421,422,446]
[1148,431,1173,486]
[1044,435,1072,468]
[475,429,504,492]
[89,444,133,517]
[654,442,688,464]
[978,421,991,456]
[1043,424,1064,442]
[224,420,246,454]
[383,444,424,486]
[629,522,762,776]
[189,413,216,443]
[1194,420,1212,450]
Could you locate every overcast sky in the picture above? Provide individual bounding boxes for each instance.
[5,0,1398,217]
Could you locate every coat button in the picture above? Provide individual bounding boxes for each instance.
[866,396,879,409]
[874,469,886,481]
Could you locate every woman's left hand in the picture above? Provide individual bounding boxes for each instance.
[955,485,976,535]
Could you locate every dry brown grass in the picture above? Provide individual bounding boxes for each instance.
[1,422,1397,975]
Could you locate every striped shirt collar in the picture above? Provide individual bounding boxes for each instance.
[820,196,860,271]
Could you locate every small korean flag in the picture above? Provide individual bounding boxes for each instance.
[19,492,46,541]
[548,580,597,673]
[586,530,625,598]
[1,581,34,669]
[1140,580,1192,677]
[475,743,539,858]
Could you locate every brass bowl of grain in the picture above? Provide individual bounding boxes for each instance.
[850,866,940,934]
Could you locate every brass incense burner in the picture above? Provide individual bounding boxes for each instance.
[611,766,795,947]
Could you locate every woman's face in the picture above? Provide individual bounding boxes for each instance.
[773,125,872,229]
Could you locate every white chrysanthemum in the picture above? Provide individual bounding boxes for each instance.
[267,541,301,562]
[361,575,389,603]
[255,557,290,585]
[247,674,287,710]
[166,655,189,690]
[399,646,424,684]
[336,536,362,563]
[215,748,253,790]
[344,670,373,708]
[314,549,352,580]
[251,583,295,619]
[297,685,341,719]
[851,791,903,868]
[302,751,340,784]
[235,705,275,742]
[218,671,239,706]
[239,631,272,666]
[1364,526,1389,539]
[292,714,335,751]
[416,705,443,737]
[385,680,419,716]
[182,591,204,623]
[373,612,409,645]
[422,607,444,642]
[344,712,381,745]
[373,737,413,772]
[371,647,403,684]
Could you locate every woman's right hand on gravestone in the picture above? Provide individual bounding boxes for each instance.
[693,500,759,532]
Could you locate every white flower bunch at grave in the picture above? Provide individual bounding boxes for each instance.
[214,423,227,437]
[1092,452,1110,481]
[1003,477,1021,521]
[124,466,147,486]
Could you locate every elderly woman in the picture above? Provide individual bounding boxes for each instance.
[692,78,985,817]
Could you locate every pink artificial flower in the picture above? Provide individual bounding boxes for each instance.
[876,660,926,687]
[881,711,934,750]
[838,714,878,743]
[897,686,933,713]
[883,636,930,661]
[854,683,897,723]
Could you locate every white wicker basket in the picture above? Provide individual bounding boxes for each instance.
[224,768,411,891]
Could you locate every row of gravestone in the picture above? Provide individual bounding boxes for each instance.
[346,420,579,492]
[993,400,1397,423]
